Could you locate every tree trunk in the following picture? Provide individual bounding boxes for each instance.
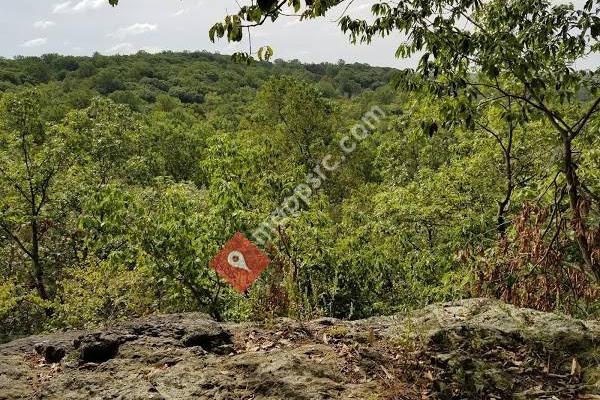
[497,143,514,236]
[30,218,47,300]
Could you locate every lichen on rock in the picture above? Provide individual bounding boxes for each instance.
[0,299,599,399]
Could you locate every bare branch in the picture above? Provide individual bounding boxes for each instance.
[0,222,33,259]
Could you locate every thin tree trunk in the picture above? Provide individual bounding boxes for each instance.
[497,102,514,236]
[30,218,46,300]
[497,181,514,235]
[31,216,53,317]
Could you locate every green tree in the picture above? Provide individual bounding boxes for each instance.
[94,69,125,95]
[209,0,600,281]
[249,76,336,170]
[0,90,68,307]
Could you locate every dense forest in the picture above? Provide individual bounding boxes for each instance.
[0,51,403,339]
[2,0,600,342]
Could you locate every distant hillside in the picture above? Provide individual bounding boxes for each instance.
[0,51,395,113]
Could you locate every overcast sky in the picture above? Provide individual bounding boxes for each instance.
[0,0,417,68]
[1,0,598,69]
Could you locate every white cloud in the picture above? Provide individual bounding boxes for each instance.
[109,23,158,39]
[53,0,105,14]
[72,0,104,12]
[52,1,72,14]
[105,42,134,54]
[21,38,48,48]
[104,42,162,55]
[33,20,56,29]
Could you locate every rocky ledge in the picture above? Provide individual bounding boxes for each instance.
[1,298,599,399]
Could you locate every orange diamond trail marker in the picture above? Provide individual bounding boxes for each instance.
[210,232,271,293]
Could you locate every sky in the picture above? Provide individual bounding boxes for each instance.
[1,0,598,69]
[0,0,416,68]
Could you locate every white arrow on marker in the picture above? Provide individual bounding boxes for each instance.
[227,250,251,272]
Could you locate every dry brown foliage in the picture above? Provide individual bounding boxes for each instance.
[474,203,599,314]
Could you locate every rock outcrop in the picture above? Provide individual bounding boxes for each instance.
[1,298,599,399]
